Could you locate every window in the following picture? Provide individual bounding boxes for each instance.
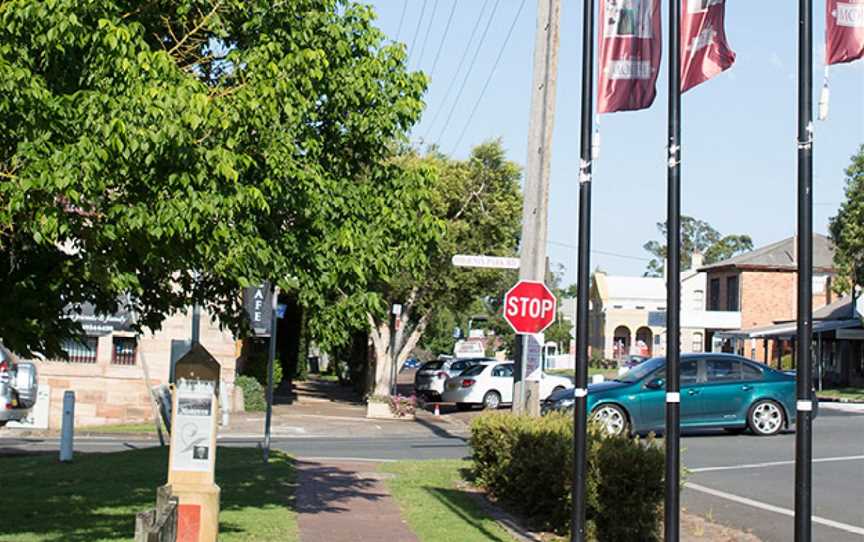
[492,364,514,377]
[741,362,763,381]
[692,332,704,353]
[61,337,98,364]
[112,337,137,366]
[449,360,467,373]
[726,276,740,311]
[709,278,721,310]
[707,358,741,382]
[693,289,705,311]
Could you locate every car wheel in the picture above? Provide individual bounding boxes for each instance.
[482,391,501,410]
[456,403,473,412]
[748,399,785,436]
[590,404,629,436]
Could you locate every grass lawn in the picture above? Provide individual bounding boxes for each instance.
[0,447,297,542]
[380,459,519,542]
[78,422,161,434]
[817,387,864,402]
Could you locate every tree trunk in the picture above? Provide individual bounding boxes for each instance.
[367,314,392,397]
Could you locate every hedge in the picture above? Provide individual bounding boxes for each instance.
[469,412,665,541]
[235,375,266,412]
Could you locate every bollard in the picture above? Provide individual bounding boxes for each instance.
[59,390,75,462]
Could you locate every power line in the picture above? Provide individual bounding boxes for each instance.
[407,0,428,65]
[428,0,458,81]
[450,0,527,154]
[547,240,652,262]
[422,0,491,142]
[416,0,439,69]
[435,0,502,146]
[395,0,408,43]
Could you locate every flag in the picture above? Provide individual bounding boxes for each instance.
[827,0,864,65]
[598,0,662,113]
[681,0,736,92]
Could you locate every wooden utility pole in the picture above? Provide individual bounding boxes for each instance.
[514,0,560,414]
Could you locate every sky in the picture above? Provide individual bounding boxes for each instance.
[367,0,864,285]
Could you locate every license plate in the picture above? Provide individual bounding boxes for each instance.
[447,382,457,390]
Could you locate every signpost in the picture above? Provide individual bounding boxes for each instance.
[503,280,557,335]
[452,254,520,269]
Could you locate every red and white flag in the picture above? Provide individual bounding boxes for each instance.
[681,0,735,92]
[826,0,864,65]
[597,0,662,113]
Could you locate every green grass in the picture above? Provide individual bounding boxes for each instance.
[380,459,519,542]
[79,422,160,434]
[0,447,297,542]
[817,388,864,402]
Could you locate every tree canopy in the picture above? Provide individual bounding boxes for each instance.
[642,216,753,276]
[0,0,429,355]
[829,144,864,295]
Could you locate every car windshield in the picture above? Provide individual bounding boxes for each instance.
[420,361,444,371]
[461,364,487,377]
[616,357,664,383]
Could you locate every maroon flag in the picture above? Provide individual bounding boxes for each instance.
[597,0,662,113]
[827,0,864,65]
[681,0,736,92]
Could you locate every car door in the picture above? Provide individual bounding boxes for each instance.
[491,363,514,403]
[638,358,701,431]
[679,358,704,425]
[700,357,748,424]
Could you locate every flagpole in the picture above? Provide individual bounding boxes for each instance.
[795,0,814,540]
[664,0,682,539]
[571,0,594,538]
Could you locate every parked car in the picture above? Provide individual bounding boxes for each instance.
[414,357,492,400]
[542,353,817,437]
[400,358,422,371]
[442,361,574,410]
[0,342,38,427]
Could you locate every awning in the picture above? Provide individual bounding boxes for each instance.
[715,319,861,340]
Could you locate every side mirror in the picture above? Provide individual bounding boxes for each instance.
[646,378,665,390]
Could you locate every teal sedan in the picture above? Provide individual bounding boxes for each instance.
[542,353,815,437]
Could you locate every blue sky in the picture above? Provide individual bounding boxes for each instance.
[367,0,864,284]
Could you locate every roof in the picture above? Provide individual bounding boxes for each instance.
[699,234,834,272]
[714,319,860,340]
[813,295,856,320]
[603,276,666,301]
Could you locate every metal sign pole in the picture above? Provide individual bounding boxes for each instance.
[263,285,279,464]
[571,0,595,538]
[795,0,814,539]
[664,0,682,538]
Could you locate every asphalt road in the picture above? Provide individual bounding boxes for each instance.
[2,408,861,541]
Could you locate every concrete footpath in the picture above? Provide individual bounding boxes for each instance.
[295,460,418,542]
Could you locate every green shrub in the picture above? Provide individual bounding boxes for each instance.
[469,412,665,540]
[242,351,283,387]
[236,375,266,412]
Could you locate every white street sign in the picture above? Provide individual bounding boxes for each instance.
[451,254,520,269]
[392,304,402,316]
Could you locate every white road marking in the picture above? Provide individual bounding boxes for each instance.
[685,482,864,536]
[689,455,864,473]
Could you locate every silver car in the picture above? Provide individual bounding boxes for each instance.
[414,357,493,400]
[0,342,38,427]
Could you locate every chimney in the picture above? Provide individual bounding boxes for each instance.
[691,251,704,271]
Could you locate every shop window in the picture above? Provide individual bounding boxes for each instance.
[61,337,98,364]
[112,337,137,366]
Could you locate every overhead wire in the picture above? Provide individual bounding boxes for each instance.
[407,0,428,66]
[547,240,652,262]
[422,0,491,142]
[416,0,439,69]
[434,0,502,146]
[395,0,408,43]
[450,0,527,154]
[428,0,458,81]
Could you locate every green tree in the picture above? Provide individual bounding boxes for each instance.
[0,0,430,356]
[829,144,864,295]
[366,141,522,396]
[642,216,753,277]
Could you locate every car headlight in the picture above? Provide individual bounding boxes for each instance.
[555,398,575,410]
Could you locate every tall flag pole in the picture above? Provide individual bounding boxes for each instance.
[572,0,595,538]
[795,0,814,539]
[664,0,682,540]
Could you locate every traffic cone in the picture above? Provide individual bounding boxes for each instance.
[434,403,440,417]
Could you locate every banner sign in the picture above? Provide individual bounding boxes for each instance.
[243,282,273,337]
[827,0,864,65]
[681,0,736,92]
[598,0,662,113]
[170,382,216,473]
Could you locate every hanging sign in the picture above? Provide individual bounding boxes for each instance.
[243,282,273,337]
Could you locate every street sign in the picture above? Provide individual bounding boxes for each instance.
[503,280,557,334]
[452,254,520,269]
[242,282,273,337]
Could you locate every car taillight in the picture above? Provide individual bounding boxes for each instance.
[0,359,8,383]
[461,378,475,388]
[437,372,447,379]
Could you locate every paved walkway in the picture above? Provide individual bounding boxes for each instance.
[295,460,418,542]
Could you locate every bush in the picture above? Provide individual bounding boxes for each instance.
[236,375,266,412]
[469,412,665,540]
[242,351,283,388]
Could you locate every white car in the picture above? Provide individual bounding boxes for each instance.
[0,342,38,427]
[441,361,572,410]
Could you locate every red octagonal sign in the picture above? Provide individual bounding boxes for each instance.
[503,280,557,334]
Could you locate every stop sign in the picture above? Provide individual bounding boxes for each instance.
[503,280,557,334]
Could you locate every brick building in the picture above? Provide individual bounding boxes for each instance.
[699,234,836,361]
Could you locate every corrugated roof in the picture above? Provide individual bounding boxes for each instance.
[699,234,834,272]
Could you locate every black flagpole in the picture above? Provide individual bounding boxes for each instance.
[664,0,682,539]
[571,0,594,538]
[795,0,814,540]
